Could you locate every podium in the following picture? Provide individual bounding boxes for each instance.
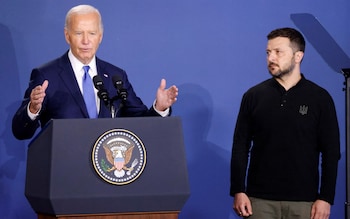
[25,117,190,219]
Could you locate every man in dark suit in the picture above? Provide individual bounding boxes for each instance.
[12,4,178,140]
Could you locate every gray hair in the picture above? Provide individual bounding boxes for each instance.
[64,5,103,32]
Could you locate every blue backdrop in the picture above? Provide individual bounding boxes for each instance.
[1,0,349,218]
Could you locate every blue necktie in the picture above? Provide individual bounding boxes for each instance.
[82,66,98,118]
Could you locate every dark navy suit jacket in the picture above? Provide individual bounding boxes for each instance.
[12,51,162,140]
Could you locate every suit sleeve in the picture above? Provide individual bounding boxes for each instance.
[12,69,44,140]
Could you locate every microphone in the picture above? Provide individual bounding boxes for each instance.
[93,75,110,107]
[112,75,127,101]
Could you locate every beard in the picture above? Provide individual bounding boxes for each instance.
[268,59,296,79]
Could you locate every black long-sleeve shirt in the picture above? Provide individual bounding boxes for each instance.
[230,75,340,204]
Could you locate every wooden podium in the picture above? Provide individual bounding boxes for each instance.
[25,117,190,219]
[38,212,178,219]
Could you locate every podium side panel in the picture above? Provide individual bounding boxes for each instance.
[26,123,55,213]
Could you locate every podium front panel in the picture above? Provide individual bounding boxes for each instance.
[25,117,190,215]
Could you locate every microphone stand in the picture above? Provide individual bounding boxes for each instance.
[110,95,125,118]
[342,68,350,219]
[110,103,116,118]
[115,88,127,117]
[97,89,116,118]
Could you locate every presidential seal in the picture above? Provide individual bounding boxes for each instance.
[92,129,146,185]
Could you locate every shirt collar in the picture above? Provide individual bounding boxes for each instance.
[68,50,97,76]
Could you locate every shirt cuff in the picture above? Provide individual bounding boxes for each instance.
[27,102,40,121]
[153,100,169,117]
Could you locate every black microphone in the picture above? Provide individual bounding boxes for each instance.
[93,75,110,107]
[112,75,127,101]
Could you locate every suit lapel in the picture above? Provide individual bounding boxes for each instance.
[58,53,90,118]
[96,58,113,118]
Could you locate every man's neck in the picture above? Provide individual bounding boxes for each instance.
[275,70,302,91]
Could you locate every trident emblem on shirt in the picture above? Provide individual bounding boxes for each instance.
[299,105,308,115]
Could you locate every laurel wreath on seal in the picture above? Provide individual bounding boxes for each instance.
[100,159,111,172]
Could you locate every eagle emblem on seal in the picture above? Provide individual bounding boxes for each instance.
[103,140,139,178]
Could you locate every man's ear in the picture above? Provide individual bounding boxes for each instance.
[295,51,304,63]
[64,29,71,45]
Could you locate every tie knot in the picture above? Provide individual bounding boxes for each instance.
[83,65,90,74]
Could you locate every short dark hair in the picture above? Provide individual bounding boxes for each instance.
[267,27,305,53]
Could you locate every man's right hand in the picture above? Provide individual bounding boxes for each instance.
[29,80,49,114]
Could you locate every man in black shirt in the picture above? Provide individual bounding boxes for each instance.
[230,27,340,219]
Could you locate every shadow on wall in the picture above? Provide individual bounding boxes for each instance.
[0,23,24,178]
[0,23,36,218]
[290,13,350,73]
[174,83,233,219]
